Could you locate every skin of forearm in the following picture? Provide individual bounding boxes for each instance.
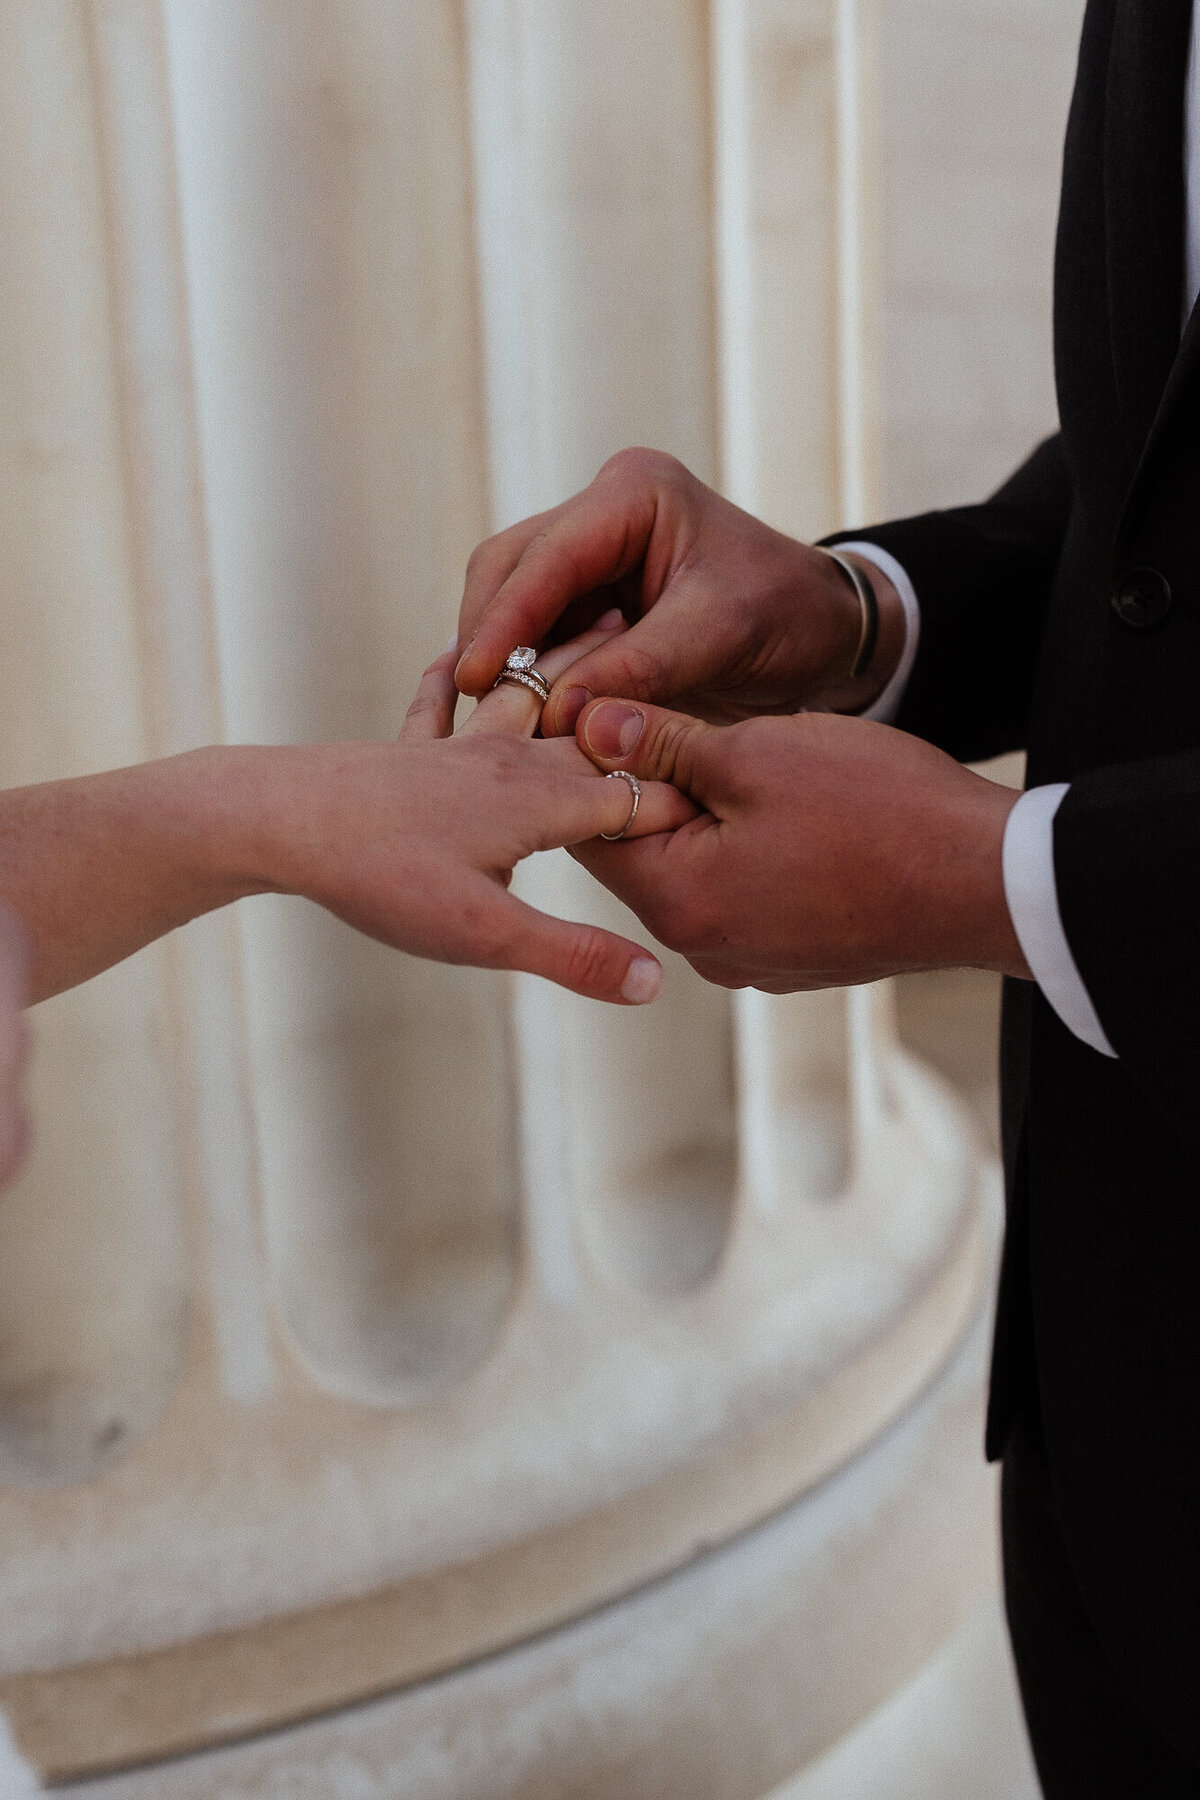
[0,747,271,1003]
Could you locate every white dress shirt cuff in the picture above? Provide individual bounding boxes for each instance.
[1002,784,1116,1058]
[833,542,921,723]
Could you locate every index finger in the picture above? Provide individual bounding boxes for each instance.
[455,502,563,655]
[455,482,658,698]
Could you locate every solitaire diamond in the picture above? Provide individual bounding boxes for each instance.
[506,646,538,672]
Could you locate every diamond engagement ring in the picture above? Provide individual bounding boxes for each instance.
[599,769,642,840]
[493,646,550,704]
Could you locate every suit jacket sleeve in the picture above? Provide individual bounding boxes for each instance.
[825,432,1072,764]
[1054,758,1200,1116]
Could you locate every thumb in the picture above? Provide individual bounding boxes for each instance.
[488,890,665,1005]
[575,698,719,798]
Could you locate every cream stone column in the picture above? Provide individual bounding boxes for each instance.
[0,2,1078,1794]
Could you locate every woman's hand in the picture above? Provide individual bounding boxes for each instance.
[254,620,695,1002]
[0,616,694,1007]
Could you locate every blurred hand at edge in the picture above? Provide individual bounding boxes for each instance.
[0,905,32,1190]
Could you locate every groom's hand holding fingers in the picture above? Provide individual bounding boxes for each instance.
[0,905,31,1188]
[273,639,696,1009]
[454,450,907,731]
[572,698,1031,991]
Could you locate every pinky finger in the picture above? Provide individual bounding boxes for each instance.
[399,646,460,741]
[487,890,664,1005]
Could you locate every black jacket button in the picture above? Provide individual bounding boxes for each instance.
[1111,567,1173,629]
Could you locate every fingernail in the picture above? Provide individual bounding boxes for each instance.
[620,957,663,1004]
[583,701,644,759]
[595,606,624,631]
[454,636,475,680]
[556,685,594,733]
[443,634,458,655]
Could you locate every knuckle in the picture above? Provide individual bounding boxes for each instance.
[638,712,694,783]
[461,735,529,799]
[708,719,756,792]
[616,642,668,703]
[463,541,496,589]
[561,928,617,992]
[465,526,523,584]
[597,446,681,490]
[475,732,523,772]
[463,543,483,580]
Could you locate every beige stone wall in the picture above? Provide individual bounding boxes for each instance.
[0,2,1082,1794]
[875,0,1081,516]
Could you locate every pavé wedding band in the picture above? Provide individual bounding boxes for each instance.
[493,645,550,704]
[599,769,641,840]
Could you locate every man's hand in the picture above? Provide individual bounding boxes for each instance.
[0,905,31,1189]
[455,450,907,734]
[572,699,1031,991]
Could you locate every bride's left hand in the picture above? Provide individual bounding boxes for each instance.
[4,614,695,1010]
[250,613,697,1005]
[0,906,31,1188]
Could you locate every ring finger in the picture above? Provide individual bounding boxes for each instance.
[458,609,626,738]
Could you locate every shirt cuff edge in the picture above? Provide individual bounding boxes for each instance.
[1002,784,1117,1059]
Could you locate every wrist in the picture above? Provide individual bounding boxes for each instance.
[219,741,418,909]
[129,745,304,910]
[3,748,285,1003]
[72,745,275,911]
[153,745,282,908]
[195,744,325,901]
[933,776,1031,979]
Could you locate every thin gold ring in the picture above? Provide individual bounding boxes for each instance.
[600,769,641,840]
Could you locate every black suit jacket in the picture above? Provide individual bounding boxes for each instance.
[833,0,1200,1755]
